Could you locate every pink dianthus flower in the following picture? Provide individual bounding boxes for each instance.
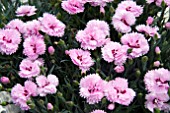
[121,32,149,58]
[144,68,170,93]
[39,13,66,37]
[19,58,40,78]
[65,49,94,73]
[101,41,127,65]
[0,29,21,55]
[79,74,106,104]
[11,81,37,110]
[23,35,46,60]
[36,74,59,96]
[16,5,37,17]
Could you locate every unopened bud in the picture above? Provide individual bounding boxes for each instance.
[47,103,54,110]
[0,76,10,84]
[142,56,148,62]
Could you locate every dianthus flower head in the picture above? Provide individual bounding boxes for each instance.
[79,73,106,104]
[39,13,66,37]
[61,0,85,14]
[76,19,110,50]
[116,0,143,17]
[5,19,25,33]
[11,81,37,110]
[0,29,21,55]
[36,74,59,96]
[23,35,46,60]
[144,68,170,93]
[112,11,136,33]
[65,49,94,73]
[121,32,149,58]
[16,5,37,17]
[19,58,40,78]
[101,41,127,65]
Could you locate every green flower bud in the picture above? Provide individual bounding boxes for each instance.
[142,56,148,62]
[0,84,3,90]
[109,6,115,13]
[73,80,79,86]
[57,92,63,97]
[128,59,134,65]
[38,99,44,105]
[101,98,107,105]
[135,69,141,78]
[1,101,7,106]
[66,101,74,106]
[56,12,62,19]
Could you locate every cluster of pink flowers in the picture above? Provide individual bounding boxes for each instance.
[146,0,170,7]
[76,19,110,50]
[6,5,62,110]
[79,74,136,108]
[65,49,94,73]
[61,0,113,14]
[144,68,170,112]
[11,74,59,110]
[112,0,143,33]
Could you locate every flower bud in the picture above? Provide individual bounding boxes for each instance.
[155,46,161,54]
[66,101,74,107]
[47,103,53,110]
[165,22,170,29]
[153,61,160,67]
[1,101,7,106]
[135,69,141,77]
[107,103,115,110]
[114,65,125,73]
[146,16,154,25]
[48,46,55,55]
[0,76,10,84]
[142,56,148,62]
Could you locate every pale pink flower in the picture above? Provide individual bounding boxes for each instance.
[144,68,170,93]
[114,65,125,73]
[145,93,170,112]
[106,78,136,106]
[16,5,37,17]
[112,11,136,33]
[5,19,25,33]
[23,35,46,60]
[136,24,160,38]
[165,22,170,29]
[0,76,10,84]
[47,103,54,110]
[76,20,110,50]
[107,103,115,110]
[154,61,160,67]
[146,0,163,7]
[90,110,107,113]
[116,0,143,17]
[34,58,44,66]
[165,0,170,7]
[79,74,106,104]
[101,41,127,65]
[11,81,37,110]
[19,59,40,78]
[23,20,42,39]
[48,46,55,55]
[0,29,21,55]
[121,32,149,58]
[36,74,59,96]
[155,46,161,54]
[65,49,94,73]
[39,13,65,37]
[146,16,154,25]
[61,0,85,14]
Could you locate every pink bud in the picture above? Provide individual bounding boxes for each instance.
[108,103,115,110]
[146,16,154,25]
[48,46,55,55]
[0,76,10,84]
[165,22,170,29]
[100,6,105,14]
[155,46,161,54]
[154,61,160,67]
[114,65,125,73]
[47,103,53,110]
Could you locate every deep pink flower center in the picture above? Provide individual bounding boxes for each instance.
[155,78,168,85]
[3,36,12,43]
[121,19,129,26]
[30,44,37,53]
[112,49,118,56]
[23,89,29,96]
[127,40,140,48]
[115,87,126,94]
[77,55,82,61]
[49,25,56,30]
[25,66,32,71]
[153,98,160,105]
[88,84,99,93]
[42,81,50,88]
[126,7,132,11]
